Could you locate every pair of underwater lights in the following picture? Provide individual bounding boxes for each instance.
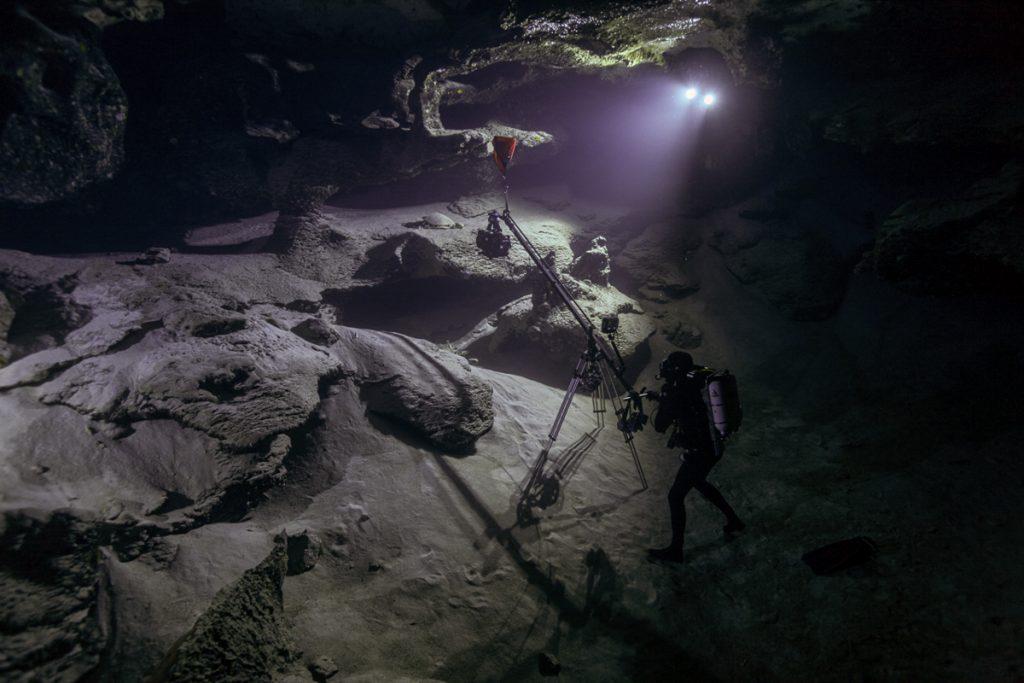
[682,86,716,107]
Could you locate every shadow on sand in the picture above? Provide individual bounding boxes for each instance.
[369,410,717,680]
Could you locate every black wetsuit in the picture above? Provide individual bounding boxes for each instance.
[655,373,741,555]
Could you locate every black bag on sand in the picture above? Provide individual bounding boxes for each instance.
[802,537,878,575]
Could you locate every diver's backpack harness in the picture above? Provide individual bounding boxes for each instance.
[693,368,742,438]
[655,368,743,450]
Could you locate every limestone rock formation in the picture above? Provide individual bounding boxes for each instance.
[0,511,113,682]
[151,539,299,682]
[283,527,322,576]
[0,249,495,529]
[865,162,1024,294]
[615,220,703,302]
[292,317,341,347]
[489,274,653,372]
[2,2,1023,681]
[569,236,611,286]
[346,329,494,453]
[0,3,131,205]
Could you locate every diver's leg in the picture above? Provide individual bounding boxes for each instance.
[649,461,696,563]
[694,479,745,533]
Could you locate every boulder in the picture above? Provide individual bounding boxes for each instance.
[140,247,172,265]
[422,212,456,228]
[292,317,341,347]
[709,221,767,256]
[310,655,339,682]
[0,6,128,205]
[0,250,498,548]
[39,315,339,452]
[166,309,248,338]
[354,233,446,281]
[343,329,494,453]
[570,236,611,286]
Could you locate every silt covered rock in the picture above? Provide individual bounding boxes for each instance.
[489,274,653,372]
[0,4,129,205]
[569,236,611,286]
[152,540,299,682]
[865,162,1024,295]
[292,317,341,347]
[283,526,322,576]
[343,329,493,453]
[615,220,702,302]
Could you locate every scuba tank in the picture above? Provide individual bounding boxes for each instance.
[687,368,743,438]
[706,371,742,437]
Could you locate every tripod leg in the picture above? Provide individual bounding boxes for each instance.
[598,357,648,491]
[592,376,606,430]
[522,352,588,505]
[547,353,588,446]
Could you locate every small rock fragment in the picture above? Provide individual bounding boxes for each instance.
[538,651,562,676]
[141,247,172,264]
[268,434,292,461]
[361,111,400,129]
[291,318,340,346]
[664,321,702,349]
[309,655,339,681]
[285,299,322,313]
[245,119,299,143]
[284,527,322,576]
[192,316,247,338]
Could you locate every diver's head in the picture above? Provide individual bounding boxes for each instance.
[657,351,694,382]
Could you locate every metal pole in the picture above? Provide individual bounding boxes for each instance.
[499,211,597,338]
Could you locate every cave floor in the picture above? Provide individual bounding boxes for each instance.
[2,187,1022,682]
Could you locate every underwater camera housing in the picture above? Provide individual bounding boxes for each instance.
[600,315,620,335]
[476,210,512,258]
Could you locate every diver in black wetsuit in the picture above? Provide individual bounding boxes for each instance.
[647,352,744,563]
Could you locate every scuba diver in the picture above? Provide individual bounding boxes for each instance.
[646,351,745,563]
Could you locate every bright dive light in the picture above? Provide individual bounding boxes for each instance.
[684,87,698,100]
[703,93,716,107]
